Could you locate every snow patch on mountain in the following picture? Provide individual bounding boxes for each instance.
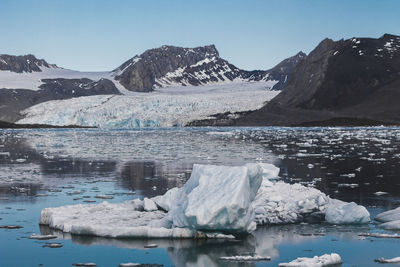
[17,81,279,128]
[0,66,111,91]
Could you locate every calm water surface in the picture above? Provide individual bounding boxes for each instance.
[1,127,400,267]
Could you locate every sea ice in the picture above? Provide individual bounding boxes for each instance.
[278,253,342,267]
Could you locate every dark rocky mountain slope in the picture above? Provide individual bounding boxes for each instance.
[236,34,400,126]
[0,54,54,73]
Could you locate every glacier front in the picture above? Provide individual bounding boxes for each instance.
[17,82,279,128]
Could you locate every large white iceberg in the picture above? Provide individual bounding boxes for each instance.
[166,163,263,233]
[375,207,400,230]
[39,163,370,239]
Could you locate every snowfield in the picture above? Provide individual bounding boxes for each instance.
[17,82,279,128]
[0,66,112,91]
[40,163,370,239]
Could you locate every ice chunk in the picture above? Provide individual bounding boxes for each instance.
[39,200,234,239]
[143,198,158,211]
[378,220,400,230]
[325,202,370,224]
[375,207,400,230]
[169,163,263,233]
[375,207,400,222]
[253,181,330,225]
[152,187,180,212]
[219,255,271,261]
[278,253,342,267]
[375,257,400,263]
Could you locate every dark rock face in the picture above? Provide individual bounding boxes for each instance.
[262,51,307,91]
[237,34,400,126]
[0,78,120,122]
[114,45,305,92]
[114,45,220,92]
[0,54,52,73]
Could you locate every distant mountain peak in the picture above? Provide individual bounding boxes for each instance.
[113,44,303,92]
[0,54,54,73]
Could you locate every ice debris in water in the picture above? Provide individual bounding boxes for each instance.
[39,163,369,239]
[219,255,271,261]
[375,207,400,230]
[375,257,400,263]
[278,253,342,267]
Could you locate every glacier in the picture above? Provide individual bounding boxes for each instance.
[17,82,279,128]
[39,163,370,239]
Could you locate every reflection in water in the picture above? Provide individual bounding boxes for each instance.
[118,161,184,197]
[39,223,371,267]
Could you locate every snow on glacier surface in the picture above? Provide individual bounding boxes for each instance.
[0,66,111,91]
[17,82,279,127]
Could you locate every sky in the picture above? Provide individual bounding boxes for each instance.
[1,0,400,71]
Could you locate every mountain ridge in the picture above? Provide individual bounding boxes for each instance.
[236,33,400,126]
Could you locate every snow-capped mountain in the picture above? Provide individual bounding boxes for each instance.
[0,46,305,126]
[112,45,305,92]
[237,33,400,126]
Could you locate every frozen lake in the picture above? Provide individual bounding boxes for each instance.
[1,127,400,266]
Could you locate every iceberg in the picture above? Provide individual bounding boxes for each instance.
[325,201,370,224]
[253,181,330,225]
[375,207,400,230]
[375,257,400,263]
[39,163,370,239]
[167,163,263,233]
[278,253,342,267]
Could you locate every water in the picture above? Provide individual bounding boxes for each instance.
[1,127,400,266]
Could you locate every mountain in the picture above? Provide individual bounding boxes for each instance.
[112,45,305,92]
[0,46,304,123]
[236,34,400,126]
[0,54,54,73]
[0,54,120,122]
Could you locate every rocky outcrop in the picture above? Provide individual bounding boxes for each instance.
[236,34,400,126]
[0,54,53,73]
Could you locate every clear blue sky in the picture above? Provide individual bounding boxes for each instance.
[1,0,399,71]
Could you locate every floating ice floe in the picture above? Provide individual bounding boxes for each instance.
[375,257,400,263]
[375,207,400,230]
[219,255,271,261]
[40,163,370,239]
[278,253,342,267]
